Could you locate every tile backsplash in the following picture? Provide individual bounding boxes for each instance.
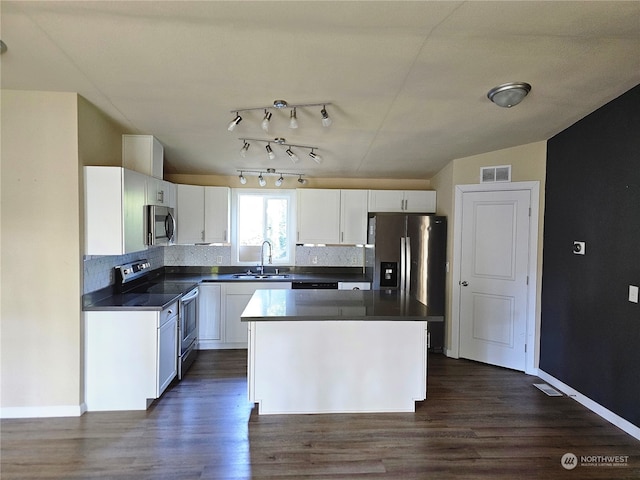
[83,244,364,294]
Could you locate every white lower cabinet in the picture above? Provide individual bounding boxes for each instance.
[198,283,222,348]
[84,302,178,411]
[218,282,292,349]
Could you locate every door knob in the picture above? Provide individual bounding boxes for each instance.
[460,281,469,286]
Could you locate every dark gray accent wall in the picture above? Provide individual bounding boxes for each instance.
[540,84,640,428]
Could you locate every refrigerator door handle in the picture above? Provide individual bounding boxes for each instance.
[400,237,406,292]
[405,236,411,294]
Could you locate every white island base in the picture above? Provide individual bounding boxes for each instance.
[247,320,428,415]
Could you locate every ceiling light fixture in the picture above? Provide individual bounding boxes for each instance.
[236,169,306,187]
[238,138,321,164]
[320,105,332,127]
[487,82,532,108]
[309,148,323,164]
[228,100,333,130]
[227,112,242,131]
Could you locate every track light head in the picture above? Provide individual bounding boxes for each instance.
[228,113,242,131]
[321,106,332,127]
[240,141,250,157]
[297,175,308,185]
[258,173,266,187]
[289,108,298,129]
[309,149,323,164]
[239,172,247,185]
[261,110,272,132]
[275,175,284,187]
[265,144,276,160]
[286,148,300,164]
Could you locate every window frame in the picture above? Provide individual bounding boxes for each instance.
[230,188,297,267]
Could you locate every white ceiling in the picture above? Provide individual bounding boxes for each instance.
[2,1,639,179]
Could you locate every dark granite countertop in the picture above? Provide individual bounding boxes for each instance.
[241,289,444,322]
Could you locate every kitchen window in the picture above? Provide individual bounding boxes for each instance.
[231,189,296,266]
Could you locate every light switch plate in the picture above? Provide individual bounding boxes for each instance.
[629,285,639,303]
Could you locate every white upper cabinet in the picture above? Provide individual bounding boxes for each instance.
[340,189,368,244]
[176,184,205,244]
[297,189,341,244]
[147,178,176,207]
[122,134,164,179]
[176,184,229,244]
[297,189,368,245]
[204,187,230,243]
[368,190,436,213]
[84,166,147,255]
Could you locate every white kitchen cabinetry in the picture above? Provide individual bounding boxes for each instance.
[122,134,164,179]
[176,185,230,244]
[147,178,176,208]
[297,189,341,244]
[340,189,368,244]
[84,166,147,255]
[198,283,222,349]
[84,302,178,411]
[204,187,230,243]
[297,189,367,245]
[223,282,291,348]
[368,190,436,213]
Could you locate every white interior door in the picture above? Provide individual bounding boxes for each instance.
[458,189,531,371]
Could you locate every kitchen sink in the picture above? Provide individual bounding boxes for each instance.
[232,273,290,279]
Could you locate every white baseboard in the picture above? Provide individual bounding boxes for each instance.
[1,404,84,419]
[538,369,640,441]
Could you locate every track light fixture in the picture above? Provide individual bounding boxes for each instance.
[227,112,242,131]
[228,100,333,131]
[309,148,323,164]
[238,138,321,165]
[236,169,306,187]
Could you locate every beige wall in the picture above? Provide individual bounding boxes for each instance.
[0,91,127,416]
[431,141,547,355]
[1,90,82,413]
[167,173,430,190]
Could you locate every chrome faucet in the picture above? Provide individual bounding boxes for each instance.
[259,240,273,275]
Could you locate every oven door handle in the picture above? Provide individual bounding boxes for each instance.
[180,288,199,304]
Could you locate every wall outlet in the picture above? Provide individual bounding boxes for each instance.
[573,241,585,255]
[629,285,639,303]
[217,256,223,264]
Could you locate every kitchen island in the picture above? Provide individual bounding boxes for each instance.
[241,289,442,415]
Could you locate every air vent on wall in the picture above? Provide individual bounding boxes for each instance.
[481,165,511,183]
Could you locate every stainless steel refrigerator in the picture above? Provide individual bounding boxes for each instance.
[367,214,447,352]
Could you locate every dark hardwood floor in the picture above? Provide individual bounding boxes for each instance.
[2,350,638,479]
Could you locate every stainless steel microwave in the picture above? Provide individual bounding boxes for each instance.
[146,205,175,246]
